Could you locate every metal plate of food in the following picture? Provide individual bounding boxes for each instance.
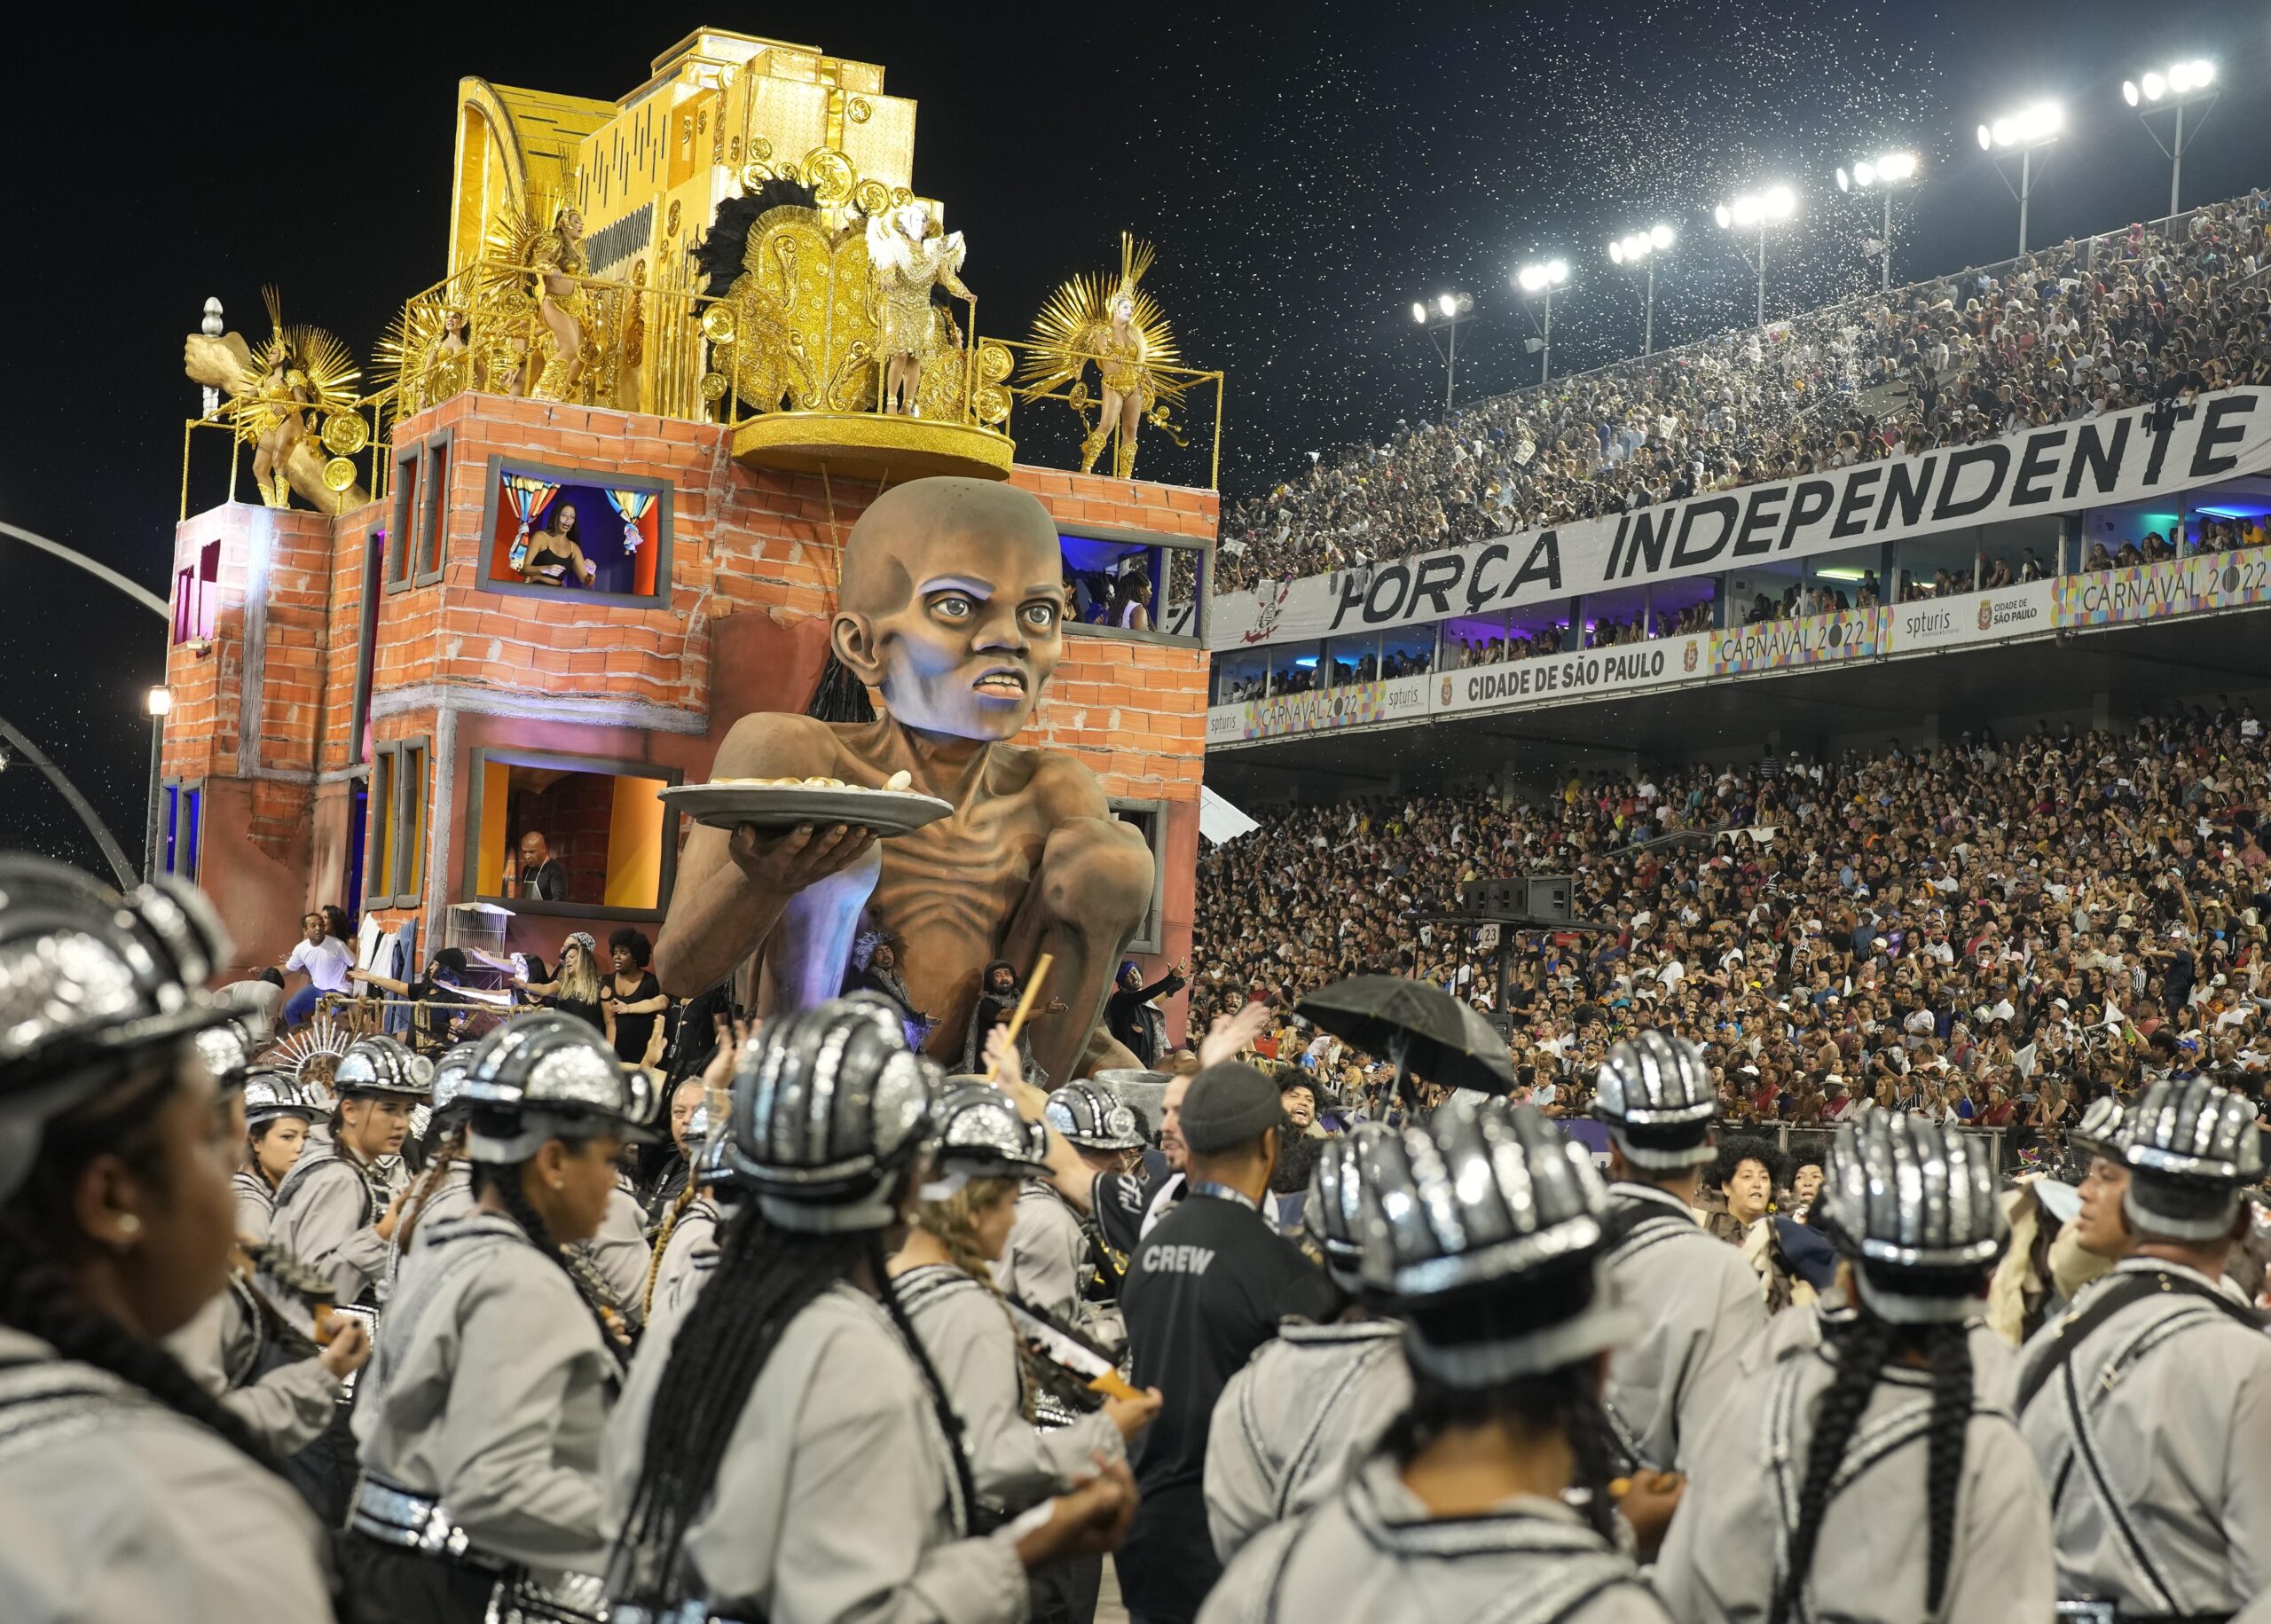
[659,775,954,837]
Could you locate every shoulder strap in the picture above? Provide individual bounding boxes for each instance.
[1599,1196,1693,1264]
[2016,1268,2261,1416]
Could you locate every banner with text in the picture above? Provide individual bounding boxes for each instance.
[1708,608,1887,675]
[1430,636,1706,716]
[1214,673,1432,741]
[1885,579,2056,653]
[1214,389,2271,648]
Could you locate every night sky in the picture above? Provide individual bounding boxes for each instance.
[5,1,2269,875]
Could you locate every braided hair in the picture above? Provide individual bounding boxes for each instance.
[914,1176,1036,1420]
[0,1047,278,1472]
[1771,1310,1975,1624]
[607,1198,979,1608]
[640,1170,708,1323]
[1383,1360,1621,1543]
[470,1158,630,1358]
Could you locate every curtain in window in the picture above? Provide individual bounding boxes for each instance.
[605,488,657,553]
[500,472,562,572]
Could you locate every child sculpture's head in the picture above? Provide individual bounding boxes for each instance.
[832,478,1067,742]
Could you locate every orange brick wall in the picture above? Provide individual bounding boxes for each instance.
[164,392,1215,1038]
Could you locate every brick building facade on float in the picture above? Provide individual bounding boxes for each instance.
[160,389,1214,1040]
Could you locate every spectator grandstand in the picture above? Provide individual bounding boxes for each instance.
[1213,189,2271,631]
[1193,703,2271,1138]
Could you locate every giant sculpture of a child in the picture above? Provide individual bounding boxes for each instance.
[655,477,1156,1085]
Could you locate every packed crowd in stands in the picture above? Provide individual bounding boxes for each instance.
[1194,702,2271,1146]
[1214,189,2271,597]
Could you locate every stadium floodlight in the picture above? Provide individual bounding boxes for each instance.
[1607,225,1676,354]
[2122,59,2218,216]
[1513,261,1569,384]
[1836,150,1920,288]
[1409,291,1475,409]
[1714,184,1797,326]
[1976,102,2063,255]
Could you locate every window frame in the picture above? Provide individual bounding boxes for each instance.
[364,735,430,909]
[1107,795,1170,954]
[385,442,421,592]
[158,778,206,883]
[1058,522,1210,649]
[461,745,684,922]
[414,428,454,585]
[471,453,675,610]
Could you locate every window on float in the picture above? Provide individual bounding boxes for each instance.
[465,748,682,919]
[1058,530,1207,646]
[1110,797,1169,954]
[365,738,432,908]
[172,539,221,644]
[476,455,671,607]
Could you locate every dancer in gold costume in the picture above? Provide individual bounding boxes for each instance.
[1022,235,1184,480]
[866,203,974,416]
[530,208,591,402]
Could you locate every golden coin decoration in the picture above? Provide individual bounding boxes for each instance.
[846,97,872,123]
[320,412,369,455]
[803,148,856,208]
[853,179,892,217]
[700,304,738,345]
[700,372,729,402]
[322,457,358,492]
[977,342,1014,384]
[972,384,1013,427]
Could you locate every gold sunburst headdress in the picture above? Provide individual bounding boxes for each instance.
[231,286,361,443]
[1020,231,1187,411]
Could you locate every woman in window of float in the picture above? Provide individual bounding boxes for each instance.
[520,502,596,588]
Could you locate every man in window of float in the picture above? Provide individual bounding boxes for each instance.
[654,476,1154,1087]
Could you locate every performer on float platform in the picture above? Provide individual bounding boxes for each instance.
[2014,1076,2271,1620]
[601,996,1136,1624]
[1590,1031,1765,1477]
[1201,1096,1668,1624]
[1203,1123,1411,1564]
[0,858,332,1621]
[344,1011,653,1623]
[1653,1113,2053,1624]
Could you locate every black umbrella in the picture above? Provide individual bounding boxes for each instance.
[1295,974,1515,1100]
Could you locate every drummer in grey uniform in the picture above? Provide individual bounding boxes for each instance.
[344,1011,655,1622]
[641,1100,734,1330]
[1205,1122,1410,1563]
[0,857,333,1621]
[2014,1076,2271,1621]
[1653,1112,2054,1623]
[389,1043,481,1260]
[271,1032,425,1305]
[1201,1096,1670,1624]
[600,997,1138,1624]
[1590,1030,1765,1477]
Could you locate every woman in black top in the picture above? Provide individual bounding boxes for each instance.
[518,501,595,587]
[519,932,605,1032]
[350,945,471,1049]
[602,928,668,1066]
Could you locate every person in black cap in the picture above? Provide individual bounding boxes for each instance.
[1117,1062,1336,1624]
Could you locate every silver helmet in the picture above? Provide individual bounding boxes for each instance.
[1592,1028,1718,1169]
[242,1069,324,1128]
[2069,1093,2126,1160]
[458,1012,659,1163]
[0,859,234,1201]
[684,1101,737,1189]
[428,1045,481,1118]
[1304,1122,1386,1295]
[727,996,938,1234]
[1354,1096,1630,1385]
[928,1083,1050,1187]
[1044,1079,1146,1151]
[1816,1113,2007,1323]
[334,1034,429,1101]
[2119,1077,2264,1241]
[193,1019,259,1090]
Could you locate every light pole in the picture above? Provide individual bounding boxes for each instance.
[1977,102,2064,255]
[1714,185,1796,327]
[2123,60,2217,217]
[1608,224,1675,355]
[1835,151,1918,290]
[1410,291,1476,411]
[144,686,172,883]
[1515,259,1569,383]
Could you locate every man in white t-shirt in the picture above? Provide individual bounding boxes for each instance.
[279,911,355,1027]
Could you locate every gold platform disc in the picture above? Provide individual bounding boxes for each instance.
[729,412,1015,482]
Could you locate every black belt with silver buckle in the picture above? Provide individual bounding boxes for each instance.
[348,1474,506,1571]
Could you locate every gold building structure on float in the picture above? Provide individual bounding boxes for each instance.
[161,29,1223,1059]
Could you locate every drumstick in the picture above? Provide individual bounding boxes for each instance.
[984,953,1054,1084]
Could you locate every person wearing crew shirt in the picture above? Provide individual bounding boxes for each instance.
[1116,1062,1336,1624]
